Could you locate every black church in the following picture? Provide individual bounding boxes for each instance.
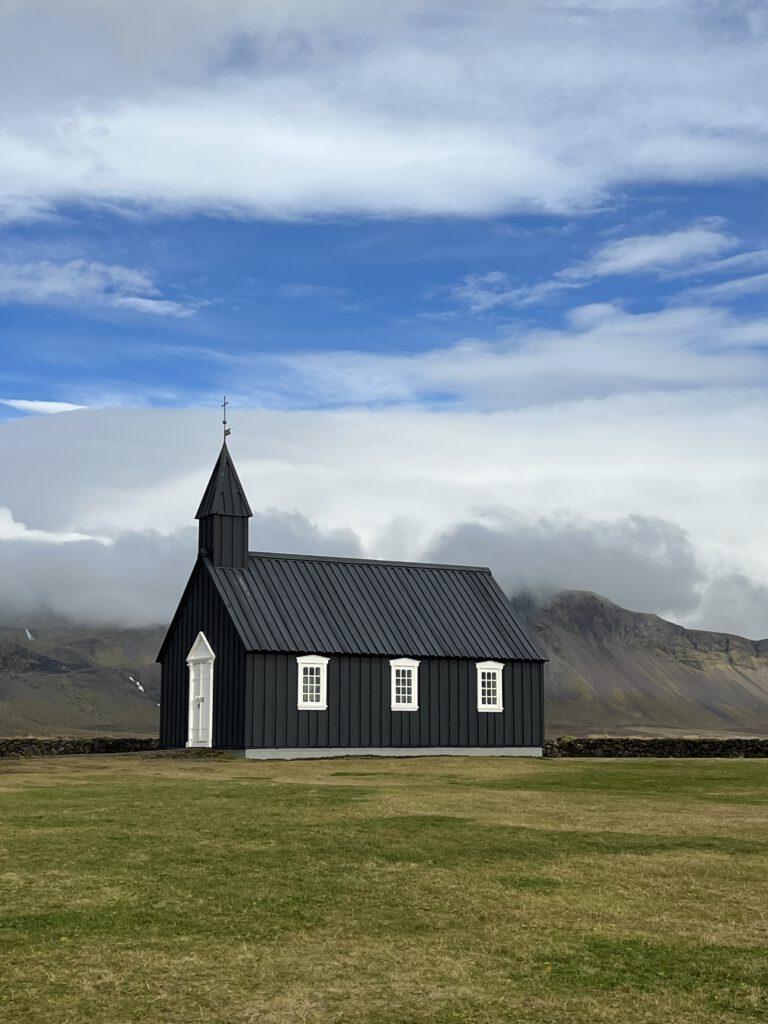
[158,440,545,757]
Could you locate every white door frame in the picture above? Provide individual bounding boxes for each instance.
[186,631,215,748]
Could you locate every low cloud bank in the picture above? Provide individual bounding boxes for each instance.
[428,512,768,639]
[427,511,704,618]
[1,505,765,640]
[0,512,362,628]
[0,405,765,637]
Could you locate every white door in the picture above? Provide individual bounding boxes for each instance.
[187,633,215,747]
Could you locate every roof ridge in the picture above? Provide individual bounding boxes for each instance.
[245,550,492,573]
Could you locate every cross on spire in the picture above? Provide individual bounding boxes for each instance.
[222,395,231,440]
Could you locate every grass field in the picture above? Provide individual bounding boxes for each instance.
[1,754,767,1024]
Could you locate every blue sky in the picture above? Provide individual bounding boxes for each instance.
[1,1,767,634]
[2,181,767,413]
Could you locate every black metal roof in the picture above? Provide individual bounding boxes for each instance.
[195,443,252,519]
[204,551,543,661]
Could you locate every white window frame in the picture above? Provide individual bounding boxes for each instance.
[476,660,504,712]
[297,654,329,710]
[186,632,215,748]
[390,657,420,711]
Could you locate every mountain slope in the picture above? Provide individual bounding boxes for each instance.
[516,591,768,737]
[0,626,163,737]
[2,592,768,737]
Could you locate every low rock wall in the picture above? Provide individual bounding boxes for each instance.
[3,736,768,758]
[544,737,768,757]
[0,736,159,758]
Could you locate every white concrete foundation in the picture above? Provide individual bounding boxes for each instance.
[233,746,543,760]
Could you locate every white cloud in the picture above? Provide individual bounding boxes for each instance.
[271,303,768,409]
[0,506,104,545]
[448,221,743,311]
[0,395,767,634]
[0,197,55,226]
[690,572,768,640]
[428,511,768,640]
[675,248,768,278]
[681,271,768,302]
[428,511,706,619]
[0,513,361,627]
[0,259,195,317]
[0,399,87,415]
[0,2,767,219]
[279,283,351,302]
[564,221,737,278]
[446,271,542,313]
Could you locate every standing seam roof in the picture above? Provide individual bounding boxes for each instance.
[203,552,544,661]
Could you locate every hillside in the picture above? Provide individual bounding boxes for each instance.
[516,590,768,737]
[0,626,162,737]
[2,591,768,737]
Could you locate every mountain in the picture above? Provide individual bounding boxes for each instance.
[0,625,163,737]
[515,590,768,737]
[2,591,768,737]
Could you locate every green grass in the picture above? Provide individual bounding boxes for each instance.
[1,755,767,1023]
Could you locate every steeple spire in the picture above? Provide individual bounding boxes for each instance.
[196,443,252,520]
[196,441,252,568]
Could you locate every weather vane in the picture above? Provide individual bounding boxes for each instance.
[222,395,231,439]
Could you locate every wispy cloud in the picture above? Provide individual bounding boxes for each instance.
[447,221,743,312]
[674,248,768,279]
[56,300,768,414]
[0,399,87,415]
[445,271,533,313]
[279,283,350,301]
[564,221,736,279]
[680,272,768,303]
[270,302,768,410]
[0,259,196,317]
[0,197,56,226]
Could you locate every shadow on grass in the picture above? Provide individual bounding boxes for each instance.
[534,937,768,1014]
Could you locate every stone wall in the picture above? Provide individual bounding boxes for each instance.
[3,735,768,758]
[544,737,768,757]
[0,736,159,758]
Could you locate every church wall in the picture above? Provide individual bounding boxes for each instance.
[244,653,544,750]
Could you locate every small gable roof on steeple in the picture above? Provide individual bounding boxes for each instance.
[195,443,253,519]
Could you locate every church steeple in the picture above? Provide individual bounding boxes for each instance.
[196,442,252,568]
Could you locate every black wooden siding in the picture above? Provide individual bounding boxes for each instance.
[245,654,543,749]
[198,514,249,568]
[159,563,248,748]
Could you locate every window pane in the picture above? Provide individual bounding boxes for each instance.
[480,669,499,705]
[302,664,322,703]
[394,666,413,704]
